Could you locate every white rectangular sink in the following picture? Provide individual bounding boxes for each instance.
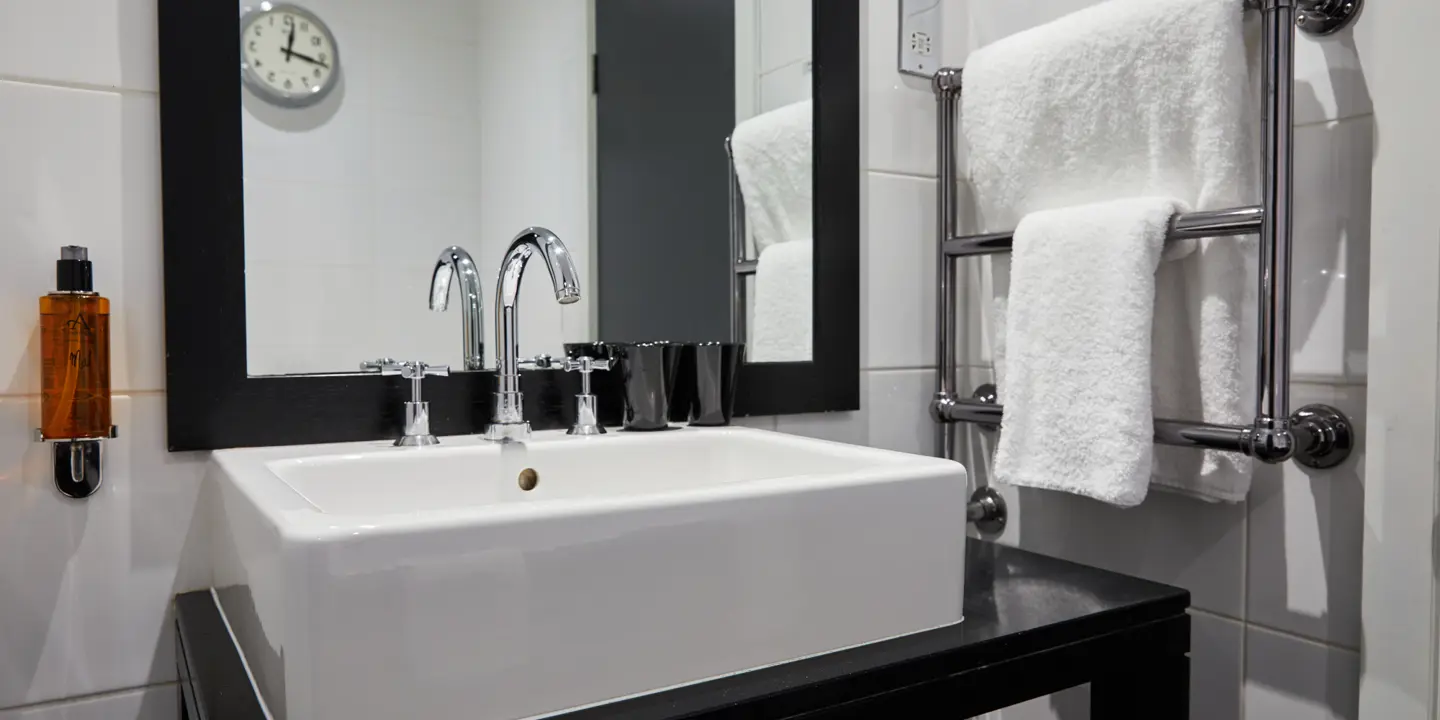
[207,427,967,719]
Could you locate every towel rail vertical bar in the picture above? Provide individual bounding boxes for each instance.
[932,69,964,461]
[1251,0,1298,461]
[726,137,748,344]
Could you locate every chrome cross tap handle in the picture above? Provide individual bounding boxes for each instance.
[360,359,450,446]
[562,356,612,436]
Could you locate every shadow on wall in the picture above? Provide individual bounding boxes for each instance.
[242,73,346,131]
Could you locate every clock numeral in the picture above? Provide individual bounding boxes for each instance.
[283,14,294,26]
[311,35,321,47]
[248,40,257,51]
[268,16,274,26]
[284,79,293,89]
[314,68,322,78]
[267,71,276,82]
[300,21,310,31]
[318,52,327,63]
[254,59,263,68]
[254,26,263,36]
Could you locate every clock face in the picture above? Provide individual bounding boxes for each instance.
[241,4,339,108]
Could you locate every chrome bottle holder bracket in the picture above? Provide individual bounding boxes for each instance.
[33,425,118,499]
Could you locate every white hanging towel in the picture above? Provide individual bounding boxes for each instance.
[731,100,814,257]
[750,240,813,362]
[995,198,1185,507]
[964,0,1257,504]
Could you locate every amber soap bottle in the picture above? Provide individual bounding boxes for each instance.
[40,246,111,440]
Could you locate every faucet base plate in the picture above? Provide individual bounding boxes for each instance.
[485,421,533,444]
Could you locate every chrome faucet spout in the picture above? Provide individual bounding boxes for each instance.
[429,246,485,370]
[487,226,581,443]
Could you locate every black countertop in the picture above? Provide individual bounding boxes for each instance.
[176,540,1191,720]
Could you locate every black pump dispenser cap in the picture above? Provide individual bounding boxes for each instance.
[56,246,94,293]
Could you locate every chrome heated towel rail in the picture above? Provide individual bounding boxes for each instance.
[933,0,1363,476]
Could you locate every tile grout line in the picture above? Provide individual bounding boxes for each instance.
[0,74,157,96]
[0,682,178,713]
[0,390,166,400]
[1188,606,1360,654]
[866,168,939,182]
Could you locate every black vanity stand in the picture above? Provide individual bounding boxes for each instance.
[175,541,1190,719]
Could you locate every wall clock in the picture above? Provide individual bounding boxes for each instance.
[240,2,340,108]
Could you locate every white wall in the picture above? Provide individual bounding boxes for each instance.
[0,1,208,716]
[759,1,1374,718]
[242,0,487,375]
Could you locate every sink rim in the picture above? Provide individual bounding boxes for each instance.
[212,427,963,542]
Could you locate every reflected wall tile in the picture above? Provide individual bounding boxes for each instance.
[759,61,813,113]
[758,0,812,73]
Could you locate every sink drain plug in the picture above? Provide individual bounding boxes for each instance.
[518,468,539,491]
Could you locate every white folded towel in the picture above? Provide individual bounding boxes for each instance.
[750,240,813,362]
[964,0,1257,503]
[995,198,1185,507]
[731,100,813,256]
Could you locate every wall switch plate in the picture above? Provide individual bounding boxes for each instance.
[899,0,943,78]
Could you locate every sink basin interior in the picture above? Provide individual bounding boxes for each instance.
[266,429,916,516]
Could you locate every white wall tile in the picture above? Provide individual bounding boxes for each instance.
[0,82,165,396]
[864,172,936,369]
[758,0,812,74]
[0,0,157,92]
[1247,384,1366,649]
[1293,24,1373,126]
[1290,116,1373,381]
[865,370,936,456]
[775,374,870,445]
[0,396,208,708]
[1244,627,1360,719]
[1001,483,1247,617]
[864,0,940,176]
[0,685,177,719]
[1190,611,1245,720]
[758,61,813,113]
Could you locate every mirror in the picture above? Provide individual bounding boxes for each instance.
[238,0,815,377]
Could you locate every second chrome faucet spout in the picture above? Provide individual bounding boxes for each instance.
[487,226,581,442]
[429,246,486,371]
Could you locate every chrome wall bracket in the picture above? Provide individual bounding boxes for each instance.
[967,486,1007,535]
[33,425,118,499]
[1296,0,1364,36]
[1289,404,1354,469]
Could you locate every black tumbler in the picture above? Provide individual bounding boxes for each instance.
[686,343,744,426]
[618,342,682,431]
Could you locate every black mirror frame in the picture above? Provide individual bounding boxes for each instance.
[158,0,859,451]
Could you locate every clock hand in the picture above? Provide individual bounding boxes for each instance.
[286,50,330,68]
[285,24,296,62]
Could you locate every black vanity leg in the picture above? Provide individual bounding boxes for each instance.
[1090,654,1189,719]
